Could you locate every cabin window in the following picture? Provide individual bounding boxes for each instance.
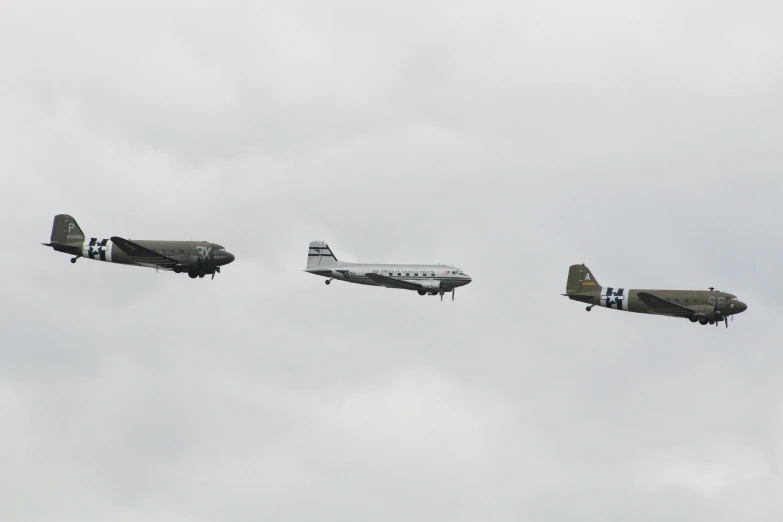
[684,299,689,303]
[180,250,185,254]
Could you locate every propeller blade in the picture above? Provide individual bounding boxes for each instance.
[725,317,728,328]
[452,289,455,302]
[212,272,215,280]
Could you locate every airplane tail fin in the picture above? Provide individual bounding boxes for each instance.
[566,264,599,294]
[48,214,85,245]
[307,241,339,267]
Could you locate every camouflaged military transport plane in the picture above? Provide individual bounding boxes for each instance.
[43,214,235,279]
[305,241,472,301]
[564,264,747,327]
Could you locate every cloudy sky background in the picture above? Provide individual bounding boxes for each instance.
[1,1,782,520]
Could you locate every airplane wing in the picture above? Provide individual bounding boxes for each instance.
[637,292,696,317]
[110,236,179,269]
[365,273,422,290]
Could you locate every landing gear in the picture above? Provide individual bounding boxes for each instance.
[70,257,78,264]
[586,304,596,312]
[418,289,427,296]
[699,318,709,325]
[188,271,199,279]
[689,317,699,323]
[325,278,333,285]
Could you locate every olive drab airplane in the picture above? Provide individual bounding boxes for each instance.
[305,241,472,301]
[43,214,235,279]
[564,264,748,327]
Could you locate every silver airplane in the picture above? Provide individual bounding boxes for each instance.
[304,241,472,301]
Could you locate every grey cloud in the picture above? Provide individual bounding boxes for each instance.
[1,1,783,521]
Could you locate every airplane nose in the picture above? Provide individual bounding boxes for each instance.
[225,252,235,264]
[736,301,747,313]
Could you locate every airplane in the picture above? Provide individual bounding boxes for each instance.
[563,264,747,327]
[304,241,472,301]
[42,214,235,279]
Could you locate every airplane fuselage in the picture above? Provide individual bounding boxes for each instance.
[74,237,232,271]
[308,263,472,292]
[569,287,746,319]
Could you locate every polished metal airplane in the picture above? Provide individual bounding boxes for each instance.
[564,264,747,327]
[305,241,472,300]
[43,214,235,279]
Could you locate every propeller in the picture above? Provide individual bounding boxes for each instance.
[725,316,728,328]
[212,266,221,280]
[452,289,455,302]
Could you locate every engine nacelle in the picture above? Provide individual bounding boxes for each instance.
[419,279,442,292]
[691,305,717,321]
[173,255,200,273]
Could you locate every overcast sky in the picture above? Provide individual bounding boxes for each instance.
[1,1,782,521]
